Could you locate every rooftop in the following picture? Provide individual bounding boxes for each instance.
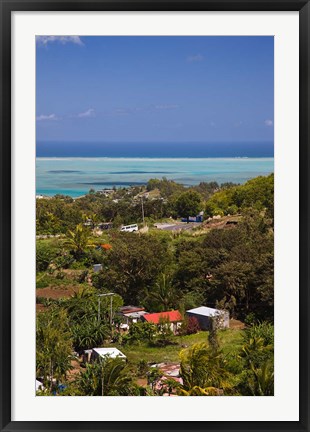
[143,310,182,324]
[120,305,145,314]
[92,347,126,359]
[186,306,226,317]
[123,311,147,319]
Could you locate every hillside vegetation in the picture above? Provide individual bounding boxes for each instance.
[36,174,274,396]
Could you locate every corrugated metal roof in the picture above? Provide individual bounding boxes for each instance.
[186,306,224,317]
[120,305,145,314]
[93,347,126,359]
[144,310,182,324]
[123,311,147,318]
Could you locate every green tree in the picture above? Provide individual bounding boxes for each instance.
[124,321,156,345]
[147,177,185,198]
[250,360,274,396]
[147,272,177,311]
[71,318,110,352]
[178,343,231,393]
[76,357,137,396]
[156,316,174,346]
[99,235,171,304]
[238,322,274,395]
[36,308,74,390]
[205,174,274,218]
[147,367,163,391]
[64,223,95,258]
[64,288,123,333]
[82,212,99,229]
[36,241,60,272]
[175,191,203,222]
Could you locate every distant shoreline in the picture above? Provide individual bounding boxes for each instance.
[36,156,274,161]
[36,157,274,198]
[36,172,274,199]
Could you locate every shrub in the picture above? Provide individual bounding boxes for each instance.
[180,316,200,335]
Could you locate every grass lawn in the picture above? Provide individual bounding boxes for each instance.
[109,329,244,367]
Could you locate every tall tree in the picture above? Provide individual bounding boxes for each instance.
[76,357,137,396]
[175,190,203,222]
[98,235,170,304]
[36,308,74,390]
[64,223,95,258]
[179,342,230,393]
[147,272,177,311]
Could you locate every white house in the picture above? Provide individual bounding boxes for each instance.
[186,306,229,330]
[83,347,127,363]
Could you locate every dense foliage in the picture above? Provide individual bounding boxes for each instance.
[205,174,274,219]
[36,174,274,396]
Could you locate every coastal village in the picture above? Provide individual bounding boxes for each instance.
[36,176,274,396]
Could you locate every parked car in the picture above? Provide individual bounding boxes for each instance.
[120,224,139,232]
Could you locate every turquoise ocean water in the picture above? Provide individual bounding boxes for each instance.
[36,157,274,198]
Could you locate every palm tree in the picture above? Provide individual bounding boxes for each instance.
[71,318,109,352]
[64,223,95,258]
[45,212,60,235]
[76,357,137,396]
[178,342,231,395]
[240,336,274,395]
[148,272,177,311]
[178,386,223,396]
[64,288,97,322]
[251,360,274,396]
[36,309,74,390]
[82,212,99,230]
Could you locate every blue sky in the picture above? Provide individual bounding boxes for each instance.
[36,36,274,143]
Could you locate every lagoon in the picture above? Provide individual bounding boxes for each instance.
[36,157,274,197]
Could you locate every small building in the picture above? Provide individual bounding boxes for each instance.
[142,310,183,334]
[181,211,204,223]
[186,306,229,330]
[36,379,44,391]
[93,264,103,273]
[83,347,126,363]
[98,189,114,197]
[119,305,147,324]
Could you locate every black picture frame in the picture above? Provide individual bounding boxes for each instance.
[1,1,309,431]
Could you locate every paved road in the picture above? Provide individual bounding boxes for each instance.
[160,222,202,231]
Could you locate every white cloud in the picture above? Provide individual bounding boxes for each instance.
[36,36,84,46]
[154,104,179,110]
[187,54,204,63]
[264,119,273,127]
[78,108,95,118]
[36,114,58,121]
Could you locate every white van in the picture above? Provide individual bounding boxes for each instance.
[120,224,139,233]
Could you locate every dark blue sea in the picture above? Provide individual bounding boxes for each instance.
[37,141,274,158]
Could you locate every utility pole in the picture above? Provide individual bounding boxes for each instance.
[97,293,115,324]
[110,295,113,326]
[141,196,145,225]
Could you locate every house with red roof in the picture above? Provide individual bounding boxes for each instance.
[142,310,183,334]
